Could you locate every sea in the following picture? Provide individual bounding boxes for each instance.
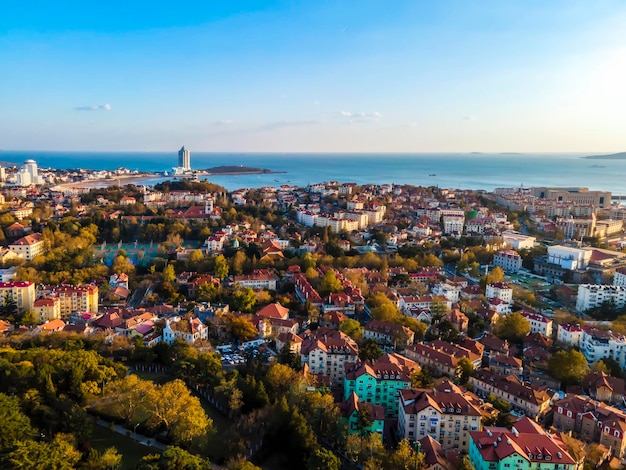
[1,151,625,195]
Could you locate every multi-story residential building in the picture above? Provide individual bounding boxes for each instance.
[469,420,576,470]
[556,323,583,347]
[470,369,553,419]
[399,295,451,313]
[9,232,45,261]
[579,327,626,366]
[397,388,482,451]
[0,281,35,312]
[488,354,523,379]
[577,284,626,312]
[493,250,523,273]
[553,394,626,458]
[232,269,278,290]
[33,296,61,322]
[485,282,513,304]
[37,284,99,317]
[404,340,482,378]
[162,317,208,344]
[520,312,553,337]
[581,371,626,405]
[300,327,359,386]
[343,353,419,417]
[363,320,415,347]
[442,214,465,235]
[615,268,626,287]
[432,282,461,303]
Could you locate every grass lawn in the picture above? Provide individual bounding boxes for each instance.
[89,425,158,470]
[132,370,172,385]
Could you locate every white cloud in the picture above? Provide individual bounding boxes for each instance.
[333,110,382,123]
[463,115,476,121]
[213,120,233,126]
[75,104,112,111]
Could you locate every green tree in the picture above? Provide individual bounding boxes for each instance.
[458,357,474,384]
[368,292,399,322]
[214,254,229,279]
[139,446,211,470]
[548,350,590,386]
[105,374,154,425]
[112,255,134,275]
[1,434,81,470]
[229,316,259,342]
[494,312,531,342]
[307,447,340,470]
[230,286,256,312]
[318,270,343,297]
[359,339,383,361]
[0,393,37,447]
[162,264,176,283]
[21,309,39,327]
[458,454,475,470]
[339,318,363,341]
[386,439,426,470]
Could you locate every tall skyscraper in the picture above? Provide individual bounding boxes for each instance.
[178,146,191,170]
[16,159,42,186]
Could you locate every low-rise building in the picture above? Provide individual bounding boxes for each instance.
[338,392,385,436]
[162,317,208,344]
[9,232,45,260]
[469,369,553,419]
[363,320,415,347]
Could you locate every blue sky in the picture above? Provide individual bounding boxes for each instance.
[1,1,626,152]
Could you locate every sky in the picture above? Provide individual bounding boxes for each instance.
[1,1,626,153]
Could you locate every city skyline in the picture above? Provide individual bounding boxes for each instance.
[1,1,626,152]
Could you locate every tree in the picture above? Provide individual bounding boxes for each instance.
[214,254,229,279]
[458,357,474,384]
[458,454,475,470]
[139,446,211,470]
[0,393,36,447]
[146,379,213,445]
[106,374,154,424]
[359,339,383,361]
[318,270,343,297]
[20,309,39,327]
[230,286,256,312]
[410,367,434,389]
[1,434,81,470]
[339,318,363,341]
[386,439,426,470]
[494,312,530,342]
[162,264,176,283]
[112,255,134,275]
[548,350,590,386]
[307,447,340,470]
[229,316,259,342]
[368,292,399,322]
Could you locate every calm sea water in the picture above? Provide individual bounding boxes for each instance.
[1,151,625,194]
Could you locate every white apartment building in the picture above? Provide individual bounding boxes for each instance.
[485,282,513,304]
[579,328,626,367]
[442,215,465,235]
[614,268,626,287]
[9,233,45,261]
[576,284,626,312]
[493,250,523,273]
[520,311,553,337]
[431,283,460,303]
[556,323,583,347]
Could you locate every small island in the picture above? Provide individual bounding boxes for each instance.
[197,165,282,175]
[583,152,626,160]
